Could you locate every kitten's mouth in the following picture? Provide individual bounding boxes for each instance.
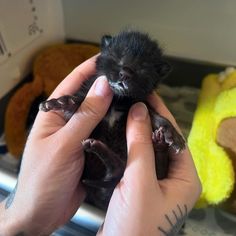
[109,81,129,95]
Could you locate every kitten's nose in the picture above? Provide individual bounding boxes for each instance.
[119,69,131,80]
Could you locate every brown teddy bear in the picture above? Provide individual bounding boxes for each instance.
[5,43,99,158]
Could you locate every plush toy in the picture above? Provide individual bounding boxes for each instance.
[188,68,236,207]
[5,43,100,158]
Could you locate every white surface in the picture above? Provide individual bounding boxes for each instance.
[0,0,65,98]
[0,167,17,192]
[62,0,236,66]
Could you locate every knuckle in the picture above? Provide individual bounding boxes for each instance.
[80,100,102,121]
[132,133,152,144]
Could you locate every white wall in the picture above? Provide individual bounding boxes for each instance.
[0,0,64,98]
[62,0,236,66]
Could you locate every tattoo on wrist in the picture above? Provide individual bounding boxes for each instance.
[5,181,18,209]
[158,204,188,236]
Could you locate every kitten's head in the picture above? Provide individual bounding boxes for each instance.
[96,30,171,100]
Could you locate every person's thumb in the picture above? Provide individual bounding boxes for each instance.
[125,102,157,183]
[64,76,113,142]
[99,103,159,236]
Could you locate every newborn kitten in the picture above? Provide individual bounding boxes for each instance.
[39,31,185,210]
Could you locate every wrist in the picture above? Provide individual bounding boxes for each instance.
[0,201,50,236]
[0,201,26,236]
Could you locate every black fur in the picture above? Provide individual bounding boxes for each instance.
[39,30,185,210]
[96,31,171,100]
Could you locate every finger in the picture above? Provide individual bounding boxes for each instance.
[125,102,157,183]
[160,147,202,207]
[148,92,181,132]
[49,54,98,98]
[63,76,113,142]
[148,92,188,163]
[149,93,201,195]
[63,184,86,224]
[34,55,98,132]
[167,146,200,188]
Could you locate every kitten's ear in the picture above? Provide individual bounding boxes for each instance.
[101,35,112,49]
[157,61,172,78]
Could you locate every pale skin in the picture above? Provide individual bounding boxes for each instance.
[0,56,201,236]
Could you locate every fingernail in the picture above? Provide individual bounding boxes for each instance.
[95,76,112,97]
[131,102,148,121]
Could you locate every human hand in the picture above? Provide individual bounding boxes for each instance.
[97,94,202,236]
[0,56,113,236]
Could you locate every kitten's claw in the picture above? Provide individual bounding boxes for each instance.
[39,98,60,112]
[152,126,185,154]
[39,95,81,112]
[82,139,99,153]
[82,138,125,185]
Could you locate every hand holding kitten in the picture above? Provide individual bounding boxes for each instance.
[0,56,201,236]
[97,95,201,236]
[0,56,113,235]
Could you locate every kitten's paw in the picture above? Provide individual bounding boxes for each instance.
[82,138,125,186]
[82,139,98,152]
[39,95,80,112]
[152,126,185,154]
[39,98,60,112]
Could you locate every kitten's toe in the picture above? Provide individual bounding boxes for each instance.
[170,132,186,153]
[39,95,80,113]
[82,139,97,152]
[152,127,169,150]
[39,99,60,112]
[152,126,185,154]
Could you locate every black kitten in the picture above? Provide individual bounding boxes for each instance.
[39,31,185,210]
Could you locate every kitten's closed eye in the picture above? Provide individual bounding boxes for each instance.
[119,67,134,80]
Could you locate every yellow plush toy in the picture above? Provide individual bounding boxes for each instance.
[188,68,236,207]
